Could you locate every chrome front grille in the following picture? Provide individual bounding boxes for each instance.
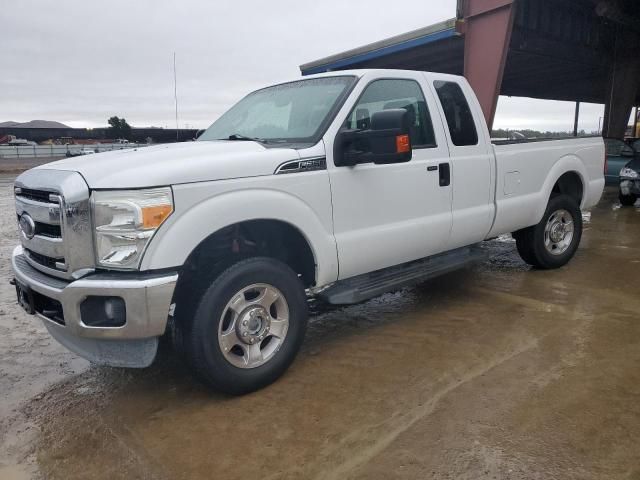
[15,187,58,203]
[15,189,66,272]
[14,169,95,280]
[34,222,62,238]
[14,194,61,225]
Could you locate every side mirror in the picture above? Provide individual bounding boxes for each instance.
[334,109,412,167]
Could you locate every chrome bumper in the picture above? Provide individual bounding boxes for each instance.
[11,246,178,367]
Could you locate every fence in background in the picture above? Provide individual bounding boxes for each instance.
[0,143,146,159]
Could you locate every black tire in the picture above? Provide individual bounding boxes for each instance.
[619,192,637,206]
[512,229,537,266]
[184,257,307,395]
[513,194,583,269]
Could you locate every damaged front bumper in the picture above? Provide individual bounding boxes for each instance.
[11,246,178,368]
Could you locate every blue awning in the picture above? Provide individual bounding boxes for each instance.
[300,19,458,76]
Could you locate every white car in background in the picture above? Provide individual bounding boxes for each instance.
[65,147,96,157]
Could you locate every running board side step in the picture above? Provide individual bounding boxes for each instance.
[319,245,486,305]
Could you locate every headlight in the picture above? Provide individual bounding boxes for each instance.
[92,187,173,269]
[620,167,639,179]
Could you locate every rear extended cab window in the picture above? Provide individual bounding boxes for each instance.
[433,81,478,147]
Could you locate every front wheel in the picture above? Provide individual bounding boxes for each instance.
[185,257,308,395]
[619,192,637,206]
[513,194,583,269]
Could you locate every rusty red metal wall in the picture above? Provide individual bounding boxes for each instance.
[456,0,516,129]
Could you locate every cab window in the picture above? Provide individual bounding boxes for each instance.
[344,79,437,149]
[434,81,479,147]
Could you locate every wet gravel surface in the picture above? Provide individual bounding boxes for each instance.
[0,175,86,414]
[1,177,640,479]
[0,174,88,479]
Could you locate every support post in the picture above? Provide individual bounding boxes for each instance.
[456,0,516,130]
[602,31,640,139]
[573,102,580,137]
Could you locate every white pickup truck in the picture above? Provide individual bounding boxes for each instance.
[11,69,604,394]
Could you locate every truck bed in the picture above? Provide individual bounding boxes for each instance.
[487,135,605,238]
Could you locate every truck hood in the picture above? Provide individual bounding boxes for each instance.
[36,141,301,188]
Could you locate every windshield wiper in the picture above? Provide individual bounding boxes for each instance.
[224,133,268,143]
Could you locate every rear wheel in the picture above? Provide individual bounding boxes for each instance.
[619,192,637,206]
[513,229,537,265]
[184,257,308,395]
[513,194,583,269]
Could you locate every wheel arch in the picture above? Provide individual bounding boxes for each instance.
[551,171,584,205]
[178,218,318,288]
[534,155,588,224]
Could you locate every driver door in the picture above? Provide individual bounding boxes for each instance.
[325,73,453,280]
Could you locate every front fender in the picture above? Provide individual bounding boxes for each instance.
[139,187,338,286]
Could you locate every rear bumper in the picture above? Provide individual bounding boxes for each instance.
[11,245,178,367]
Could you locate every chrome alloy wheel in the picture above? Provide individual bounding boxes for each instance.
[544,209,574,255]
[218,283,289,369]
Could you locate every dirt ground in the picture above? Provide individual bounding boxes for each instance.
[1,175,640,480]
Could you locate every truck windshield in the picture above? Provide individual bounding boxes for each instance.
[198,76,356,145]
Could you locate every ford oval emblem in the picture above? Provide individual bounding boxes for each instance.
[19,213,36,239]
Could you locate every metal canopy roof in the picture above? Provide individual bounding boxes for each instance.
[300,0,640,105]
[299,19,460,76]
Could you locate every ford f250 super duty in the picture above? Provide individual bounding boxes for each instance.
[11,70,605,394]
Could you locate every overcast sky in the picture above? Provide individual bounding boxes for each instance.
[2,0,609,132]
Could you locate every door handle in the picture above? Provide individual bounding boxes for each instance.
[438,163,450,187]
